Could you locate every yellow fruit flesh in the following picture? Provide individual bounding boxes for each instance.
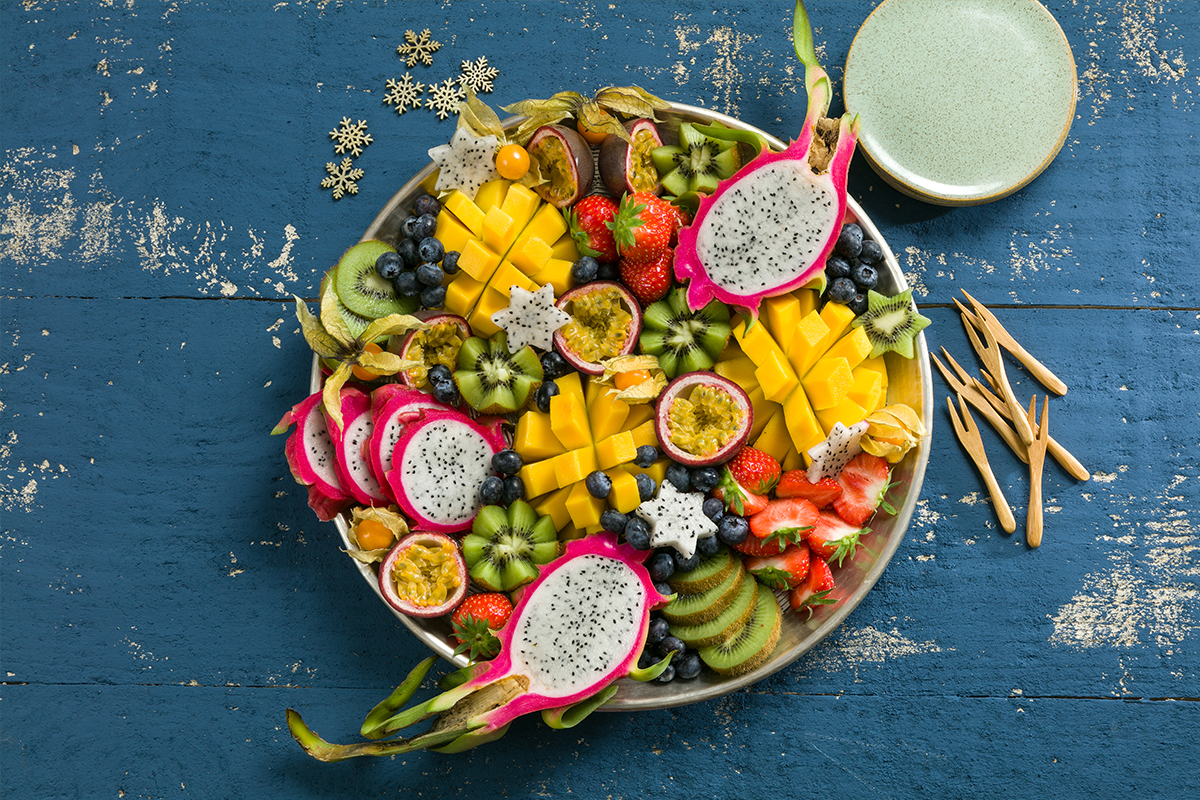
[560,287,633,364]
[390,540,461,608]
[531,136,575,204]
[630,128,661,192]
[402,322,466,387]
[667,385,746,459]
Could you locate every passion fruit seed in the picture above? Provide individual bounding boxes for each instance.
[390,538,462,609]
[403,321,467,387]
[561,286,633,364]
[667,385,747,459]
[355,518,396,550]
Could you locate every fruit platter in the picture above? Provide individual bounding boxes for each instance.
[277,2,931,757]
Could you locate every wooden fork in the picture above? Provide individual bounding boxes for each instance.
[958,290,1068,395]
[962,313,1036,447]
[946,394,1017,534]
[974,370,1090,481]
[1026,395,1050,548]
[932,349,1029,464]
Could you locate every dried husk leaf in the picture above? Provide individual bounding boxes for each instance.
[295,295,344,359]
[357,349,419,376]
[592,85,670,120]
[867,404,926,436]
[319,282,355,347]
[577,103,629,142]
[861,438,906,463]
[598,354,662,382]
[457,88,507,140]
[347,506,410,563]
[360,313,429,343]
[615,373,667,403]
[597,354,667,404]
[321,362,353,433]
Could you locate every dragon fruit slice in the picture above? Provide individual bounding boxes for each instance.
[272,392,353,522]
[673,0,860,320]
[367,384,451,503]
[327,385,390,507]
[385,409,506,533]
[286,533,673,760]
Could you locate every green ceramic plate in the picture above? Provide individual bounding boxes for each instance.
[844,0,1077,206]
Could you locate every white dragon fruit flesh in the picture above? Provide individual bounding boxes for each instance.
[287,533,673,759]
[673,0,860,321]
[367,384,452,503]
[429,126,500,199]
[272,392,353,521]
[326,385,390,507]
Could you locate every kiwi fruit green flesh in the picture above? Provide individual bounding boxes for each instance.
[639,288,731,378]
[652,123,742,197]
[668,572,758,648]
[453,332,544,414]
[461,500,559,592]
[333,240,419,319]
[698,583,783,676]
[321,268,374,339]
[852,288,932,360]
[662,563,746,627]
[666,545,735,594]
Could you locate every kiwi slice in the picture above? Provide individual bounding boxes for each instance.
[453,331,544,414]
[321,267,374,340]
[333,240,419,319]
[639,288,732,378]
[851,288,932,360]
[662,562,746,626]
[697,583,783,676]
[460,500,559,592]
[668,572,757,648]
[652,122,742,196]
[667,545,735,594]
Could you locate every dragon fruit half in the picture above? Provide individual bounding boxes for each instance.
[272,392,353,521]
[673,0,860,321]
[287,533,673,759]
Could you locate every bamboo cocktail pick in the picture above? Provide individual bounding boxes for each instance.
[932,351,1030,464]
[962,314,1036,447]
[946,394,1017,534]
[974,370,1090,481]
[958,290,1069,396]
[1025,396,1050,548]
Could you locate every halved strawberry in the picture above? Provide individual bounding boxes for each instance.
[713,467,769,516]
[726,446,782,496]
[566,195,619,263]
[608,191,673,263]
[748,498,819,548]
[731,532,784,557]
[619,247,673,304]
[745,542,810,590]
[807,510,866,567]
[832,452,896,526]
[775,470,842,508]
[789,554,835,618]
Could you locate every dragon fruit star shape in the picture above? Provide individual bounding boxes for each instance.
[491,283,571,352]
[634,480,718,560]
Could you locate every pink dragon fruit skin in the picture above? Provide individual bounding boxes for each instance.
[367,384,452,504]
[673,1,861,321]
[327,386,390,507]
[273,392,353,522]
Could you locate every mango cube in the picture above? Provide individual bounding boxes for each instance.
[458,238,502,283]
[441,191,486,238]
[846,368,883,412]
[565,480,604,528]
[550,233,580,262]
[519,458,560,498]
[435,210,477,253]
[714,351,760,390]
[444,272,487,317]
[532,486,573,531]
[550,392,592,450]
[606,468,642,514]
[550,447,599,489]
[801,357,854,410]
[752,409,792,462]
[473,178,510,212]
[594,430,637,470]
[783,387,826,456]
[754,350,799,404]
[513,409,567,461]
[626,420,658,449]
[488,261,537,298]
[626,458,669,486]
[499,183,540,231]
[531,257,574,296]
[586,383,631,440]
[507,235,554,276]
[788,309,831,375]
[815,396,868,432]
[763,294,801,346]
[520,204,569,248]
[822,326,873,372]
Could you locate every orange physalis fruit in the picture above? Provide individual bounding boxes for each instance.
[495,143,531,180]
[352,342,384,381]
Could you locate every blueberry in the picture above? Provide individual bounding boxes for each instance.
[717,514,749,546]
[633,445,659,468]
[413,213,438,242]
[570,256,600,284]
[501,475,526,505]
[585,470,612,499]
[658,635,686,659]
[534,380,559,413]
[539,351,570,380]
[673,551,700,573]
[431,379,459,405]
[654,581,674,598]
[375,251,403,281]
[828,277,857,304]
[623,517,651,550]
[665,462,691,492]
[479,475,504,505]
[427,364,453,385]
[441,250,461,274]
[638,649,656,670]
[413,193,441,218]
[416,262,444,287]
[675,652,702,680]
[420,285,446,309]
[859,239,883,265]
[835,223,863,259]
[702,496,726,522]
[825,254,853,279]
[851,262,878,292]
[396,237,420,268]
[655,664,676,683]
[393,271,421,297]
[690,467,719,493]
[646,617,670,646]
[849,293,868,316]
[596,261,620,281]
[647,551,675,582]
[492,449,523,476]
[696,533,721,557]
[635,473,657,501]
[400,215,420,240]
[417,237,445,265]
[600,509,629,533]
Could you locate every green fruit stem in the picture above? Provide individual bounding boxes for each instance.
[793,0,832,120]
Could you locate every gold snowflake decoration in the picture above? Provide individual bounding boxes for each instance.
[458,56,499,94]
[321,158,364,200]
[383,74,424,114]
[329,117,372,157]
[426,78,465,120]
[398,28,441,67]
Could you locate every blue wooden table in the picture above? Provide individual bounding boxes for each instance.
[3,2,1197,797]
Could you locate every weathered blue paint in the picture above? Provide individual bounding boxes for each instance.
[3,2,1197,798]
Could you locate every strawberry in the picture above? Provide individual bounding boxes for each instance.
[713,466,770,516]
[832,452,896,527]
[789,554,836,618]
[725,446,782,496]
[745,542,811,591]
[806,510,865,567]
[619,246,673,304]
[608,191,673,263]
[730,531,784,557]
[565,195,619,263]
[668,205,691,245]
[450,592,513,662]
[775,470,842,508]
[747,498,819,547]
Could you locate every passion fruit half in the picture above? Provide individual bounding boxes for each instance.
[378,530,468,618]
[599,118,664,197]
[655,372,753,467]
[389,313,472,389]
[527,124,594,208]
[553,281,642,375]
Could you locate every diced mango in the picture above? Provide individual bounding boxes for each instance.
[781,446,805,471]
[499,183,540,231]
[550,446,599,489]
[745,385,778,433]
[606,467,642,514]
[565,480,604,528]
[801,356,854,410]
[714,351,760,390]
[441,191,486,238]
[858,354,889,392]
[749,402,777,442]
[507,235,554,276]
[549,392,592,450]
[810,302,858,360]
[532,486,573,531]
[621,402,656,432]
[846,368,883,413]
[458,238,502,283]
[793,288,819,318]
[473,178,510,212]
[783,387,826,456]
[763,294,801,347]
[521,204,569,248]
[822,326,873,372]
[731,318,788,370]
[558,523,587,542]
[550,233,580,262]
[752,409,792,462]
[787,309,831,375]
[626,458,669,486]
[555,371,585,406]
[519,458,560,498]
[595,430,636,469]
[482,207,518,254]
[586,382,630,441]
[488,260,537,298]
[444,272,487,317]
[754,350,799,404]
[468,288,510,337]
[435,210,477,253]
[815,396,868,432]
[513,409,567,461]
[531,257,574,296]
[626,420,658,449]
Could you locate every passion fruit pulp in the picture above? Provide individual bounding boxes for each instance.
[378,531,468,618]
[552,281,642,375]
[390,314,472,389]
[527,124,594,208]
[655,373,753,467]
[599,118,663,197]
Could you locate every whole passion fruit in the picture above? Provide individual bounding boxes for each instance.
[655,372,752,467]
[389,313,472,389]
[378,530,468,618]
[552,281,642,375]
[598,118,664,197]
[527,124,594,208]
